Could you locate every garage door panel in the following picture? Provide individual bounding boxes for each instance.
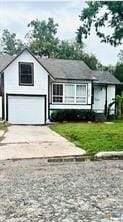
[8,96,45,124]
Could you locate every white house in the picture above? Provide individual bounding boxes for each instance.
[0,48,120,124]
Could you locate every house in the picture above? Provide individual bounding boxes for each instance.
[0,48,120,124]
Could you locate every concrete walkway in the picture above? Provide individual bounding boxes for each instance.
[0,125,86,160]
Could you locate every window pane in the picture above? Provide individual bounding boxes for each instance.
[19,63,33,85]
[64,84,75,103]
[21,64,32,75]
[65,84,74,97]
[53,84,63,103]
[53,84,63,96]
[76,85,86,96]
[21,74,32,84]
[76,85,87,103]
[53,96,63,103]
[76,97,86,103]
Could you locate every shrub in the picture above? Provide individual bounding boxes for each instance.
[50,109,96,122]
[107,114,116,121]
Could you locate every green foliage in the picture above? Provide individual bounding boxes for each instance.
[27,18,59,57]
[0,123,7,130]
[55,40,83,60]
[116,95,123,119]
[82,53,99,70]
[77,1,123,46]
[55,40,100,70]
[118,50,123,63]
[114,63,123,94]
[51,122,123,155]
[50,109,96,122]
[0,29,24,55]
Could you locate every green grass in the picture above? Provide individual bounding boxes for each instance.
[0,123,7,131]
[50,121,123,155]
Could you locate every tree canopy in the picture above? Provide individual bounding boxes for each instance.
[54,40,101,70]
[118,50,123,63]
[77,1,123,46]
[0,29,24,55]
[27,18,59,57]
[55,41,83,60]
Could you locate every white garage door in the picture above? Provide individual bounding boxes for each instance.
[8,95,45,124]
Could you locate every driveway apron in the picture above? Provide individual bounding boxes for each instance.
[0,125,86,160]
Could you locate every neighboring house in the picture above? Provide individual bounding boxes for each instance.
[0,48,120,124]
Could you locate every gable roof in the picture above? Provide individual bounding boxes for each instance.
[0,48,120,84]
[0,48,55,79]
[0,54,14,73]
[93,71,120,85]
[39,58,93,80]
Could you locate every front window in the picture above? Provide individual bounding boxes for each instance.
[64,84,75,103]
[19,62,34,85]
[52,83,87,104]
[53,84,63,103]
[76,84,87,103]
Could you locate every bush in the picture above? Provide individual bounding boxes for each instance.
[107,114,116,121]
[50,109,96,122]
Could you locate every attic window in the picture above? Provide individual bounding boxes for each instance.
[19,62,34,86]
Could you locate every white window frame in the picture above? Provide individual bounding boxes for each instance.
[52,83,63,103]
[76,84,87,104]
[52,83,87,104]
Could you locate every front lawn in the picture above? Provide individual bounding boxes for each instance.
[50,121,123,155]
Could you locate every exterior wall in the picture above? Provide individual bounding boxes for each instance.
[4,50,49,121]
[49,80,92,111]
[50,104,91,110]
[93,84,116,113]
[107,85,115,113]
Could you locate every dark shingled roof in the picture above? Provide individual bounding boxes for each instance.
[39,58,93,80]
[93,71,120,85]
[0,55,14,73]
[0,53,120,84]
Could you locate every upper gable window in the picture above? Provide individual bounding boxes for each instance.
[19,62,34,86]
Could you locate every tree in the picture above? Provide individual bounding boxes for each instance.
[118,50,123,63]
[55,40,100,70]
[82,53,100,70]
[55,40,84,60]
[0,29,24,55]
[77,1,123,46]
[27,18,59,57]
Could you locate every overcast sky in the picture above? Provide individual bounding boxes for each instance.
[0,0,122,65]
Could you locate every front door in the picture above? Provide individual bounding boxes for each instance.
[93,86,106,113]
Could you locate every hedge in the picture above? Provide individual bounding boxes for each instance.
[50,109,96,122]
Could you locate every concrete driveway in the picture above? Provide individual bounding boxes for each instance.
[0,125,85,160]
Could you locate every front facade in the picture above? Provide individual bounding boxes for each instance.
[0,48,120,124]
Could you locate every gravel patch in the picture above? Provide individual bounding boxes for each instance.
[0,159,122,222]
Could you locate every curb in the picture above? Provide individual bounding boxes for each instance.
[3,153,123,163]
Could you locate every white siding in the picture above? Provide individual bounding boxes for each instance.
[93,85,116,113]
[107,85,115,113]
[4,49,49,121]
[50,104,91,110]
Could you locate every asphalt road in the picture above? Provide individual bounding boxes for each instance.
[0,159,122,222]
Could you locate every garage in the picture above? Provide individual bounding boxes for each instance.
[6,94,46,124]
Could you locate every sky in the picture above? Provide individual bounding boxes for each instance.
[0,0,122,66]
